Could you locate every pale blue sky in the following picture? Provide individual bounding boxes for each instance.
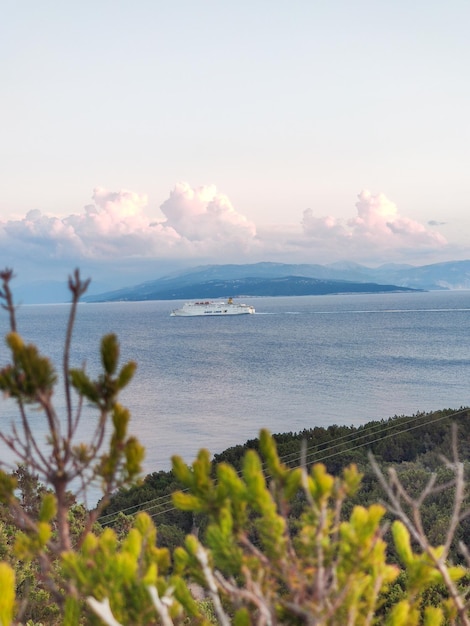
[1,1,469,288]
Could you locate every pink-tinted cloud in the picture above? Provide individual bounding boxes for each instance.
[301,210,348,239]
[160,182,257,242]
[0,183,258,263]
[0,185,450,276]
[302,190,447,257]
[4,208,86,257]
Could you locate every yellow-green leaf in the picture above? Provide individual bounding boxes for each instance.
[0,562,15,626]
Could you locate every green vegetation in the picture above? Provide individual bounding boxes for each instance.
[102,408,470,561]
[1,268,470,624]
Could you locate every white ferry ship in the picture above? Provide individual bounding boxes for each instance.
[170,297,255,317]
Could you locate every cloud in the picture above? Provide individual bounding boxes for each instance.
[0,185,451,289]
[0,184,260,269]
[301,190,447,259]
[61,187,181,258]
[3,208,86,257]
[160,182,257,242]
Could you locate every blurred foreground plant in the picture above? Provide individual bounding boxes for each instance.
[170,431,403,624]
[77,428,470,625]
[0,269,144,619]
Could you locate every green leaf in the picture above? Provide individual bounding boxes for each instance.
[173,492,204,512]
[171,456,193,484]
[39,493,57,522]
[259,429,286,480]
[63,595,81,626]
[392,521,413,566]
[112,404,130,440]
[310,463,334,501]
[69,369,99,403]
[0,562,15,626]
[242,449,266,500]
[342,463,363,496]
[423,606,444,626]
[386,600,412,626]
[233,608,251,626]
[124,437,145,478]
[284,467,302,500]
[0,470,17,503]
[101,333,119,375]
[117,361,137,389]
[37,521,52,546]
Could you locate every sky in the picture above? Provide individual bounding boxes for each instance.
[1,1,470,295]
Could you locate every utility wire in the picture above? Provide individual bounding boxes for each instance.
[98,407,468,525]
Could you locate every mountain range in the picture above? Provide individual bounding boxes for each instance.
[83,259,470,303]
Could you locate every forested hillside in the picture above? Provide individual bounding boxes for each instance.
[101,407,470,558]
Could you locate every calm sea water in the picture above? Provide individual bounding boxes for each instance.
[1,291,469,483]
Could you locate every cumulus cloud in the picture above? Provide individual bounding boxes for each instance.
[3,208,86,257]
[301,190,447,259]
[160,182,257,241]
[0,184,451,288]
[0,183,258,263]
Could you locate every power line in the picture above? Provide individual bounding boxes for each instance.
[99,407,468,525]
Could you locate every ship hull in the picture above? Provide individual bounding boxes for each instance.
[170,300,255,316]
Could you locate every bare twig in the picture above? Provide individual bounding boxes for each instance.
[0,268,17,332]
[369,432,470,626]
[196,543,232,626]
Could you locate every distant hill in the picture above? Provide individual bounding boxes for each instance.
[84,270,421,302]
[82,260,470,303]
[144,259,470,292]
[12,259,470,304]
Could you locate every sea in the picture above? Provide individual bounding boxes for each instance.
[0,290,469,498]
